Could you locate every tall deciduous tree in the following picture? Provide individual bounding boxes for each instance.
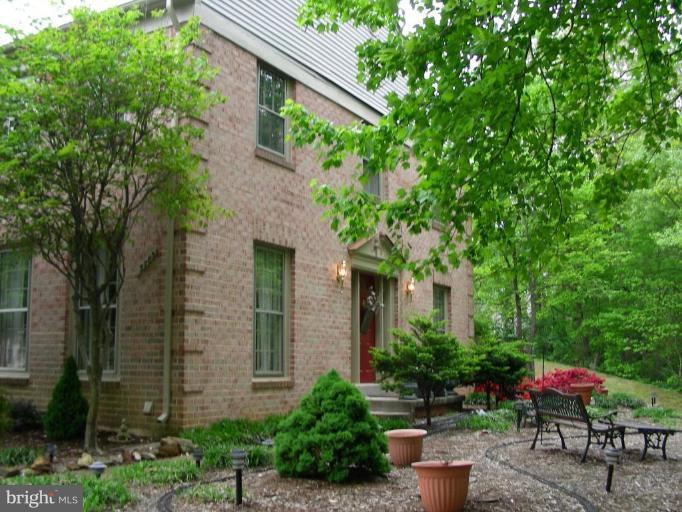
[282,1,681,278]
[0,8,223,450]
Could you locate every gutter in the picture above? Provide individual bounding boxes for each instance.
[157,0,180,425]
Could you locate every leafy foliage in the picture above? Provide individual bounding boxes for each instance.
[592,392,646,410]
[9,400,42,432]
[633,406,680,427]
[0,447,38,466]
[182,483,236,504]
[274,370,389,483]
[0,389,11,437]
[454,409,515,433]
[467,340,529,409]
[113,457,199,486]
[43,356,88,440]
[283,1,681,279]
[463,392,489,407]
[530,367,606,395]
[0,7,224,449]
[371,314,468,426]
[376,417,411,431]
[180,415,283,469]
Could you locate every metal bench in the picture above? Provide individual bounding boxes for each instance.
[529,388,625,463]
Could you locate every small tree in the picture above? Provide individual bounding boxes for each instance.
[274,370,389,483]
[44,356,89,440]
[0,8,223,450]
[468,339,529,410]
[371,314,468,426]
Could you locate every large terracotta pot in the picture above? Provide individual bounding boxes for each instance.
[569,382,595,406]
[412,460,474,512]
[385,429,427,467]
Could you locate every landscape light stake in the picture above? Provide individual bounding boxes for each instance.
[192,446,203,468]
[45,443,57,463]
[231,448,246,505]
[88,461,107,479]
[604,447,620,493]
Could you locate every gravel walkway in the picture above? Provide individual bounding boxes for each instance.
[137,426,681,512]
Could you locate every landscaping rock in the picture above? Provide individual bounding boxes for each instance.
[66,462,80,471]
[156,437,182,458]
[77,453,94,468]
[121,450,134,464]
[31,455,52,474]
[21,468,36,477]
[141,452,156,461]
[0,466,22,478]
[132,451,142,462]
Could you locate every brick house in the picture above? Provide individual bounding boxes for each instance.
[0,0,474,435]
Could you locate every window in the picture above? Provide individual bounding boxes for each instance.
[257,65,289,156]
[362,158,381,198]
[433,285,450,331]
[253,245,290,377]
[0,251,30,370]
[76,266,117,373]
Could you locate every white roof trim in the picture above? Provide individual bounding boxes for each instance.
[196,2,381,125]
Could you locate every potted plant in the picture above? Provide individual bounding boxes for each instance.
[385,428,427,466]
[412,460,474,512]
[569,382,595,405]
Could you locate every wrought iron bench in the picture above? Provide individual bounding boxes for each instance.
[529,388,625,463]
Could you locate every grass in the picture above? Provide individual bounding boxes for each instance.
[112,457,199,485]
[535,359,682,415]
[182,482,236,504]
[454,408,515,433]
[0,473,134,512]
[633,406,679,427]
[0,446,38,466]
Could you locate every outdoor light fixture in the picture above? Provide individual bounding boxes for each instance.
[406,277,416,300]
[192,447,203,468]
[604,447,621,493]
[45,443,57,463]
[231,448,247,505]
[336,260,348,287]
[88,461,107,479]
[651,392,657,407]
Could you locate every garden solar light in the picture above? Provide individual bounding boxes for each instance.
[231,448,247,505]
[89,461,107,479]
[651,392,657,407]
[45,443,57,463]
[192,446,204,468]
[604,447,621,493]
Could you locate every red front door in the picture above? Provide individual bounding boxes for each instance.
[359,273,377,383]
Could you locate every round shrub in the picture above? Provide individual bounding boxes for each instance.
[44,356,88,440]
[274,370,389,483]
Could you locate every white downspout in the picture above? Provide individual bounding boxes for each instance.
[157,0,179,424]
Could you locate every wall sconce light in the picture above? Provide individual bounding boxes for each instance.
[406,277,416,301]
[336,260,348,287]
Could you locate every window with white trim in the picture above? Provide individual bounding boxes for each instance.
[253,244,290,377]
[76,265,118,373]
[362,157,381,198]
[0,251,30,370]
[257,64,289,156]
[433,285,450,331]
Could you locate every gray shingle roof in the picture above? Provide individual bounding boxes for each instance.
[201,0,406,114]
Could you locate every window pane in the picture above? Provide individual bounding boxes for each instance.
[0,253,29,309]
[362,159,381,198]
[258,108,285,155]
[254,246,286,375]
[76,307,116,372]
[0,311,27,369]
[433,286,448,328]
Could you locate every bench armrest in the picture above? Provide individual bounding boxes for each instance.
[593,410,618,426]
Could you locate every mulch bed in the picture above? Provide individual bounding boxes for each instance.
[151,425,682,511]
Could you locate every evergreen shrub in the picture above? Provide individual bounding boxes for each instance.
[43,356,88,440]
[274,370,389,483]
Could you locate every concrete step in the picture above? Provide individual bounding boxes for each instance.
[356,383,395,398]
[366,396,419,414]
[371,411,414,423]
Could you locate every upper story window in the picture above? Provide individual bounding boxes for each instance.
[75,262,118,374]
[0,251,31,371]
[433,284,450,331]
[362,157,381,198]
[257,64,289,157]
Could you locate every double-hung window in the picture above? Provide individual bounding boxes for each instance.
[362,157,381,198]
[253,245,290,377]
[0,251,30,371]
[257,65,289,157]
[76,264,118,374]
[433,285,450,331]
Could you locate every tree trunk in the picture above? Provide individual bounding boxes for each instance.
[84,298,104,452]
[420,385,432,426]
[512,274,523,339]
[528,272,537,342]
[485,382,492,410]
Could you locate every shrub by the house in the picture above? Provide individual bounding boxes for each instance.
[0,389,11,437]
[10,400,42,431]
[517,367,606,399]
[274,370,389,483]
[44,357,88,440]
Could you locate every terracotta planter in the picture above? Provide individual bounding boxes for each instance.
[385,429,427,467]
[569,382,595,406]
[412,460,474,512]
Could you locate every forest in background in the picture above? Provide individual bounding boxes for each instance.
[475,143,681,391]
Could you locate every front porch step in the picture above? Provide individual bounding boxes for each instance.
[366,396,420,414]
[371,411,414,423]
[355,383,394,397]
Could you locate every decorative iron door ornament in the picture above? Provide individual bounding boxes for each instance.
[360,285,383,333]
